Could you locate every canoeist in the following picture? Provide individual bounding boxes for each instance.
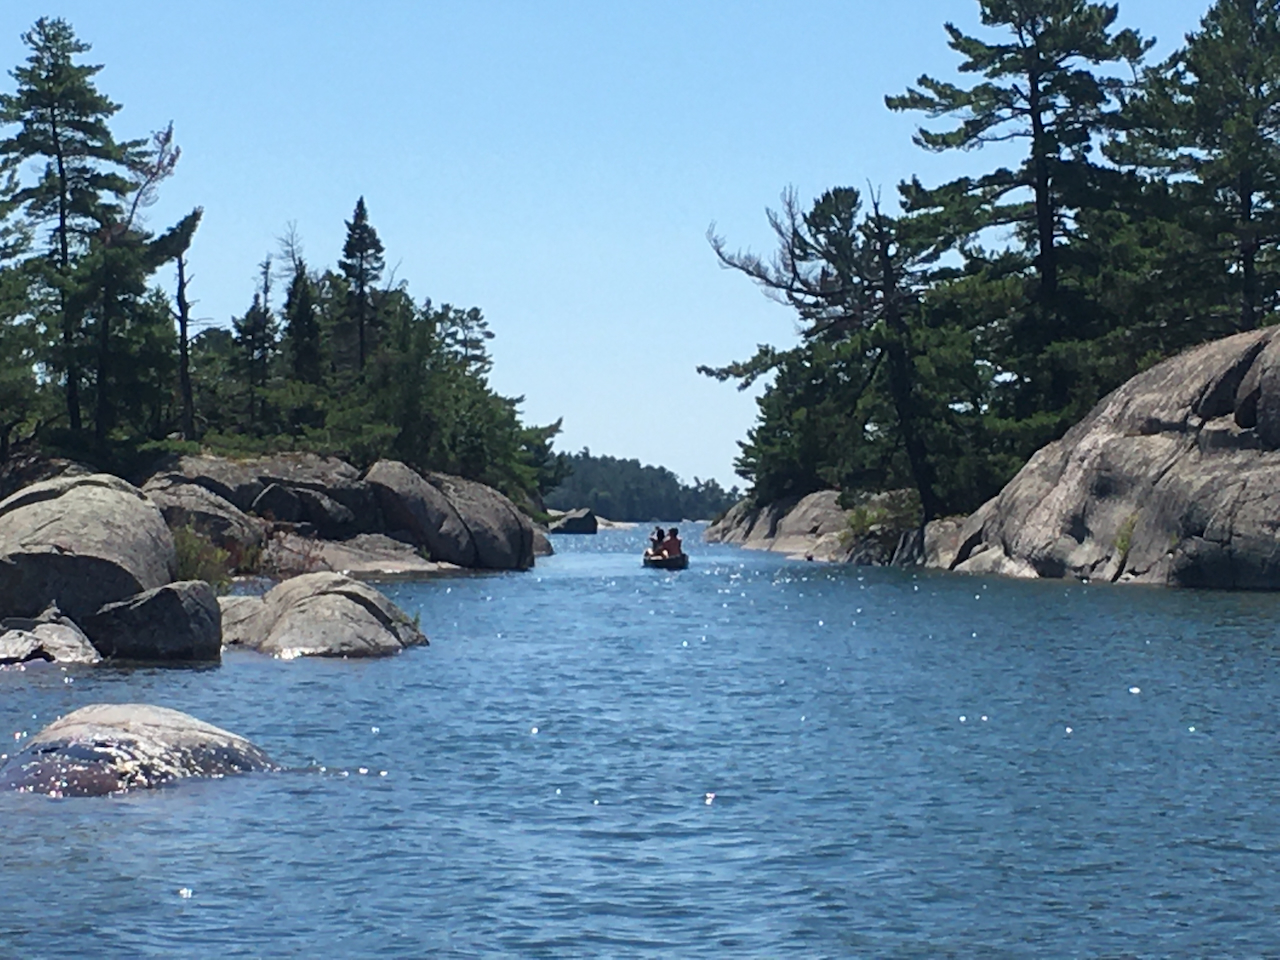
[660,527,682,558]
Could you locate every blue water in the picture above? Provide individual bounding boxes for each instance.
[3,526,1280,956]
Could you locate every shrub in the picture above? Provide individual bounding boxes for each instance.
[173,524,232,592]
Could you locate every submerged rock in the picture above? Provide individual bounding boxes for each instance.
[0,604,100,665]
[220,571,425,658]
[0,703,276,797]
[0,474,176,621]
[82,581,221,661]
[951,327,1280,587]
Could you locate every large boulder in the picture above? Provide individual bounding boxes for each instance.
[949,327,1280,588]
[0,453,93,502]
[0,704,275,797]
[81,581,222,661]
[0,474,176,621]
[425,472,535,570]
[549,507,597,534]
[220,571,426,658]
[250,483,303,523]
[142,474,266,560]
[364,459,477,566]
[153,455,265,512]
[0,604,101,665]
[253,454,381,533]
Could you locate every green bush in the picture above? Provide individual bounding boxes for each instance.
[173,524,232,592]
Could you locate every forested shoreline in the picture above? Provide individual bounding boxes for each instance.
[545,449,739,521]
[706,0,1280,521]
[0,18,573,508]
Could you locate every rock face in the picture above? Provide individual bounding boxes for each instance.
[707,489,920,564]
[0,604,101,665]
[425,473,535,570]
[364,459,476,566]
[0,474,176,620]
[158,455,265,511]
[549,508,598,534]
[261,531,456,579]
[141,455,536,573]
[82,581,222,661]
[0,704,276,797]
[142,474,266,559]
[220,572,426,658]
[950,327,1280,587]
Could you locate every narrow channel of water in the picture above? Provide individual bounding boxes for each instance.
[3,526,1279,956]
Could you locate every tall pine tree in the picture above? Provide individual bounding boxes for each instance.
[0,18,139,432]
[338,196,384,371]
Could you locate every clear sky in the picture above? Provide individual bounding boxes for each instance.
[3,0,1213,487]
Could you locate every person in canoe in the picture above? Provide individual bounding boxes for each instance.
[661,527,682,557]
[647,525,665,556]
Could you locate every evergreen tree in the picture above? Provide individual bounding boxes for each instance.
[705,187,955,520]
[338,196,384,370]
[282,257,321,385]
[887,1,1150,308]
[232,258,277,427]
[0,17,140,432]
[1119,0,1280,331]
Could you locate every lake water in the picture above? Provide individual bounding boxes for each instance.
[3,526,1280,956]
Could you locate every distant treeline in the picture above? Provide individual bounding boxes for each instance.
[706,0,1280,520]
[0,19,566,505]
[545,450,739,521]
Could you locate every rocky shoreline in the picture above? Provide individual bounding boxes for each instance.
[0,452,540,796]
[711,327,1280,591]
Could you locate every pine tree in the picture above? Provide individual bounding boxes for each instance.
[887,1,1150,311]
[0,18,140,432]
[232,258,277,427]
[1118,0,1280,331]
[338,196,384,370]
[282,258,321,385]
[704,187,955,520]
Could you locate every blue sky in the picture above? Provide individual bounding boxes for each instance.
[3,1,1213,486]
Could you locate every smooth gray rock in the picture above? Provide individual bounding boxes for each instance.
[950,327,1280,587]
[364,459,477,566]
[82,581,222,661]
[251,483,302,523]
[294,487,357,539]
[549,507,597,534]
[533,526,554,557]
[0,474,176,621]
[143,474,266,558]
[253,454,381,533]
[0,703,275,797]
[0,454,93,502]
[217,595,267,647]
[706,489,919,564]
[259,532,456,579]
[155,455,265,512]
[0,604,100,665]
[426,472,535,570]
[223,571,426,658]
[891,517,966,569]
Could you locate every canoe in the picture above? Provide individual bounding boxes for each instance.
[643,553,689,570]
